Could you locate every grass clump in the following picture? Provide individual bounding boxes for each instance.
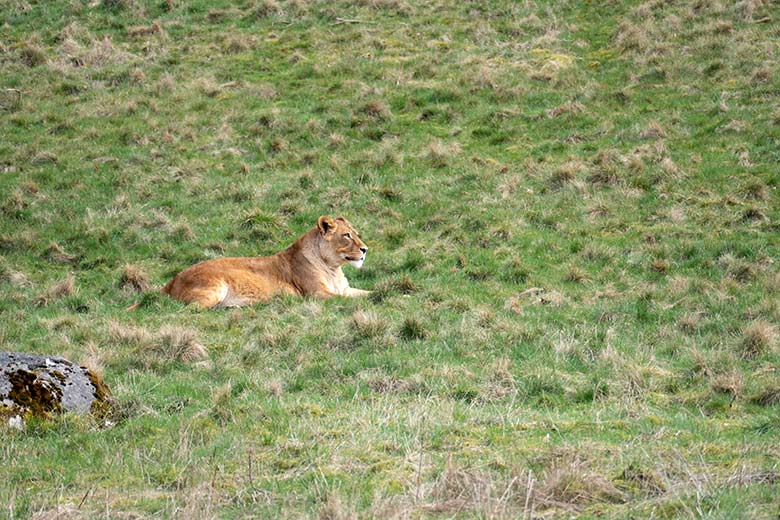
[35,276,76,306]
[739,321,776,359]
[118,264,150,292]
[18,44,47,67]
[351,310,389,341]
[109,322,207,365]
[399,317,427,340]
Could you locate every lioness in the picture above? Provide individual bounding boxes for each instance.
[162,215,370,308]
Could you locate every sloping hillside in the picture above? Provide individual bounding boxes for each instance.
[1,0,779,517]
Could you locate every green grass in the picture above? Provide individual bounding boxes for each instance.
[1,0,780,517]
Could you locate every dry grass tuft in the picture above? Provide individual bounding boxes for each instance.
[545,101,584,119]
[741,207,766,222]
[253,0,283,18]
[651,259,670,274]
[739,180,768,200]
[36,276,76,306]
[587,149,622,186]
[399,317,427,340]
[31,504,84,520]
[677,313,702,335]
[154,326,208,362]
[361,100,392,120]
[319,492,356,520]
[426,465,499,514]
[329,133,346,147]
[563,266,587,283]
[127,21,166,38]
[549,161,584,188]
[109,321,153,345]
[426,140,461,168]
[19,44,47,67]
[371,275,418,302]
[751,386,780,406]
[615,21,650,53]
[711,371,743,397]
[537,458,628,510]
[0,259,28,287]
[739,321,776,359]
[223,34,256,54]
[736,0,768,21]
[108,322,207,362]
[57,35,135,70]
[45,242,78,264]
[639,121,666,140]
[714,20,733,34]
[351,310,388,340]
[267,380,283,397]
[119,264,150,292]
[751,67,771,84]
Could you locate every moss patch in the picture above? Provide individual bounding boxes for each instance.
[4,369,63,418]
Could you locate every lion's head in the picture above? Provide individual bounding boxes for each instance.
[317,215,368,268]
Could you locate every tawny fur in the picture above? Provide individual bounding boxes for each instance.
[162,215,370,309]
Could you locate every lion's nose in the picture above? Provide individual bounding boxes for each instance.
[360,247,367,254]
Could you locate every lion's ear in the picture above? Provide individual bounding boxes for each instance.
[317,215,336,235]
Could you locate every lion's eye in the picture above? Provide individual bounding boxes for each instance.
[343,233,351,239]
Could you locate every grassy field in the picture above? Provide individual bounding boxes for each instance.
[2,0,780,517]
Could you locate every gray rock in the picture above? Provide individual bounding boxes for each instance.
[0,351,113,421]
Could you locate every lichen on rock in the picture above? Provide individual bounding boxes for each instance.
[0,351,115,426]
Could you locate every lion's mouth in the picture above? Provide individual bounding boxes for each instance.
[346,254,366,268]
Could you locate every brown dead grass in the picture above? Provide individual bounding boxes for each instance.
[711,371,743,397]
[351,310,389,340]
[45,242,78,264]
[739,321,776,359]
[18,44,48,67]
[319,492,357,520]
[35,275,76,306]
[751,386,780,406]
[549,160,585,188]
[587,149,623,186]
[677,313,703,335]
[563,267,587,283]
[153,326,208,362]
[426,140,461,168]
[119,264,150,292]
[361,100,392,120]
[639,121,666,140]
[126,21,166,38]
[739,180,768,201]
[537,466,627,511]
[56,35,135,70]
[31,505,84,520]
[108,322,207,363]
[615,21,650,53]
[545,101,584,119]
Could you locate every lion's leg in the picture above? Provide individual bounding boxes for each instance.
[183,283,231,309]
[344,287,371,297]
